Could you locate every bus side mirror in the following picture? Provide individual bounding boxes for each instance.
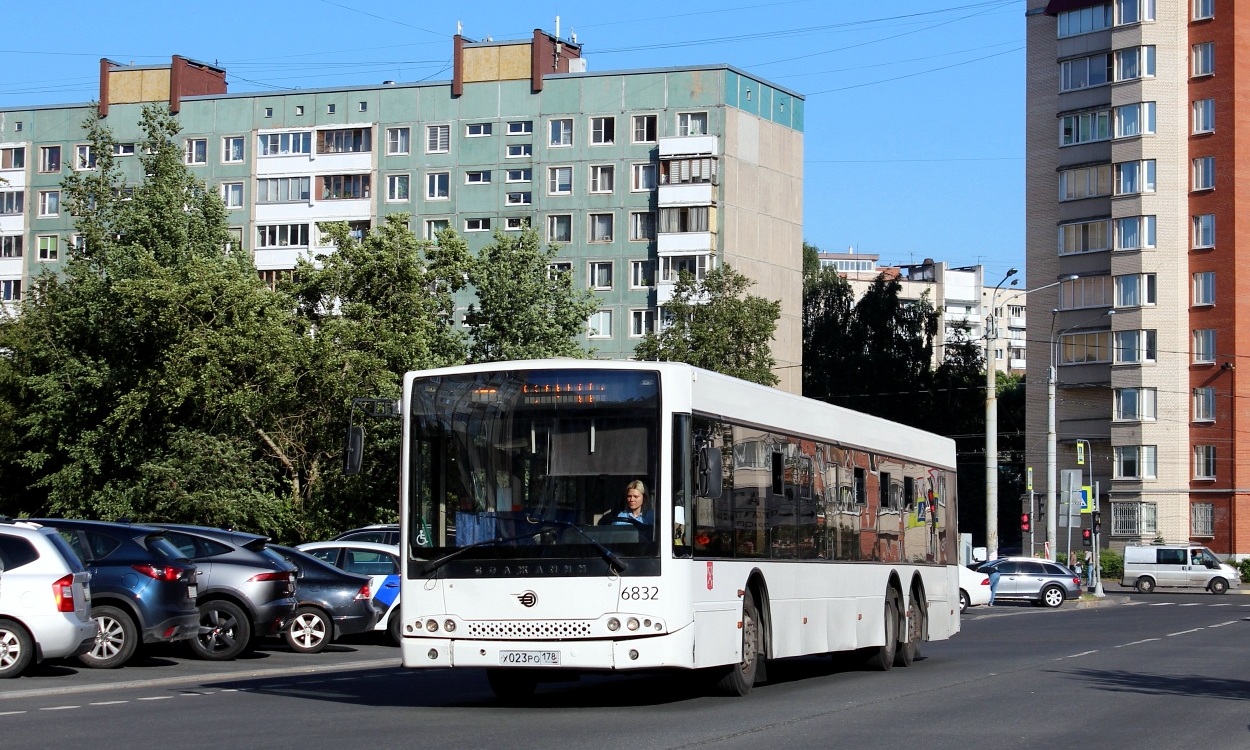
[344,425,365,475]
[698,447,722,499]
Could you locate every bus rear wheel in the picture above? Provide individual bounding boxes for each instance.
[894,593,922,667]
[864,593,898,671]
[715,590,760,696]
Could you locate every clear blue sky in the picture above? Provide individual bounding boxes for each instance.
[0,0,1026,283]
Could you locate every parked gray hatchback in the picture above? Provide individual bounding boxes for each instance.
[976,557,1082,608]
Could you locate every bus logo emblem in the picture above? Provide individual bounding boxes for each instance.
[515,591,538,607]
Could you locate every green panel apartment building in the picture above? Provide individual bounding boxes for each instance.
[0,30,805,392]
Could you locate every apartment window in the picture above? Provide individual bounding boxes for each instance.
[256,177,311,203]
[1058,219,1110,255]
[505,191,531,206]
[1060,331,1111,364]
[1193,271,1216,306]
[1193,329,1216,364]
[426,124,450,154]
[320,174,370,200]
[222,136,245,163]
[0,146,25,169]
[293,106,305,117]
[38,146,61,173]
[74,145,96,170]
[632,114,657,143]
[506,121,533,135]
[588,309,612,339]
[1193,386,1216,422]
[1060,53,1110,92]
[1114,387,1156,421]
[547,214,572,244]
[1114,445,1157,480]
[1193,99,1215,134]
[548,262,573,280]
[630,212,656,242]
[1194,0,1214,21]
[1114,102,1155,138]
[386,127,410,155]
[465,218,490,232]
[258,132,312,156]
[424,219,449,241]
[0,236,22,257]
[221,182,244,209]
[590,165,614,193]
[37,235,58,262]
[662,254,712,283]
[1192,502,1214,537]
[1193,42,1215,77]
[507,143,532,158]
[1060,110,1110,146]
[318,128,371,154]
[466,170,492,185]
[427,172,450,200]
[264,107,274,118]
[590,116,615,145]
[630,309,656,337]
[1114,46,1155,81]
[660,206,711,233]
[1194,446,1216,480]
[660,157,717,185]
[1194,214,1215,248]
[547,166,572,195]
[1058,5,1112,37]
[631,163,657,193]
[0,279,21,303]
[1114,329,1157,363]
[466,123,492,137]
[1114,215,1155,251]
[0,192,24,216]
[386,174,410,202]
[326,104,336,115]
[1114,273,1156,307]
[1060,164,1111,201]
[1113,160,1155,196]
[1059,276,1112,309]
[630,259,655,288]
[589,261,613,290]
[358,101,368,113]
[1193,156,1215,190]
[503,169,530,183]
[38,190,59,217]
[678,112,707,136]
[550,118,573,147]
[589,213,614,243]
[185,139,207,165]
[1116,0,1154,25]
[504,217,527,231]
[1111,501,1157,535]
[256,224,310,248]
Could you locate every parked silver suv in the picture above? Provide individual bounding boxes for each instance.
[975,556,1082,608]
[0,519,97,677]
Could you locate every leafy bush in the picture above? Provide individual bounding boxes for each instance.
[1239,559,1250,584]
[1099,548,1123,581]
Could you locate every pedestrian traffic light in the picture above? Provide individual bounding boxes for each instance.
[1081,528,1093,547]
[1020,512,1031,533]
[1091,511,1102,536]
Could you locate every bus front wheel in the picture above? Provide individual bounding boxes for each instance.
[715,590,760,696]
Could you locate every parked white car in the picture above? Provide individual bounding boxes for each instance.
[958,564,991,613]
[298,541,403,644]
[0,519,97,677]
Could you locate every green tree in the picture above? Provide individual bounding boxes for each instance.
[802,241,821,282]
[634,265,780,386]
[463,227,598,362]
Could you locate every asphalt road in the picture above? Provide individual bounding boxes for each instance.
[2,592,1248,750]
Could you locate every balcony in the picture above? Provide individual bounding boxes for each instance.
[658,182,714,207]
[658,231,715,255]
[659,135,719,158]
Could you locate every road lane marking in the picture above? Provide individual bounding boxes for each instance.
[1149,603,1174,607]
[1115,638,1160,647]
[1064,650,1097,659]
[1167,628,1202,637]
[137,696,174,701]
[1209,621,1236,628]
[1178,603,1201,607]
[89,701,128,706]
[1210,603,1232,607]
[0,711,27,716]
[40,705,79,711]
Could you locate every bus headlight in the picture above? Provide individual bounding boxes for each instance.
[626,617,640,631]
[426,619,439,632]
[444,619,456,633]
[607,617,620,631]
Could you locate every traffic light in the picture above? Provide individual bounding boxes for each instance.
[1081,528,1093,547]
[1091,511,1102,536]
[1020,512,1031,533]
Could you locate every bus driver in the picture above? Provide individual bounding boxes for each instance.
[614,480,654,526]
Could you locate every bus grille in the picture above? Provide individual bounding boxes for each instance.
[466,620,594,639]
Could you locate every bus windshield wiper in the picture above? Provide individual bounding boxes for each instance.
[417,518,627,575]
[522,516,628,575]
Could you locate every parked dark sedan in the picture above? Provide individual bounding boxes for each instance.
[269,545,379,653]
[29,518,199,668]
[158,525,297,661]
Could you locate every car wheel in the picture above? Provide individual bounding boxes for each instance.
[1209,578,1228,595]
[79,605,138,669]
[1135,577,1156,594]
[189,601,251,661]
[715,589,761,696]
[864,593,898,672]
[285,606,331,654]
[388,610,402,646]
[1040,585,1065,608]
[0,619,33,679]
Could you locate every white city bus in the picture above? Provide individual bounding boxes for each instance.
[392,359,959,698]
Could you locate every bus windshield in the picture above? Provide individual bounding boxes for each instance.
[407,368,662,573]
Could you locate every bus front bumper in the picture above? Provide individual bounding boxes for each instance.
[401,628,695,671]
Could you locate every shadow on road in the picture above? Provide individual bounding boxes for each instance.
[1066,669,1250,702]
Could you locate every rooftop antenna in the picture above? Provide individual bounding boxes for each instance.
[457,20,462,35]
[571,29,577,44]
[555,15,560,40]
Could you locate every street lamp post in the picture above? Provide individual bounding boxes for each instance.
[985,268,1017,561]
[1047,308,1113,562]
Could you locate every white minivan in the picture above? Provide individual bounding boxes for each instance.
[1121,544,1240,594]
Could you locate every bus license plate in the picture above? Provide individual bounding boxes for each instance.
[499,650,560,666]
